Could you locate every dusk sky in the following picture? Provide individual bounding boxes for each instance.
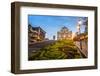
[28,15,87,40]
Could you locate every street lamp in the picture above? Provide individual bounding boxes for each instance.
[78,20,82,25]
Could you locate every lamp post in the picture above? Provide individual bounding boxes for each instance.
[77,20,82,34]
[77,19,82,50]
[77,24,80,34]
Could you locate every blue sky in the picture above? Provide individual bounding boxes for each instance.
[28,15,87,40]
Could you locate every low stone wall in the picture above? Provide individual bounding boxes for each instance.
[75,40,88,57]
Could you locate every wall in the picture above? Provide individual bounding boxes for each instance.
[0,0,100,76]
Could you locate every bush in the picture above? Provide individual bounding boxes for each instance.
[29,51,41,60]
[29,39,82,60]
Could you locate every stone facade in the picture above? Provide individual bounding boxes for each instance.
[57,26,72,40]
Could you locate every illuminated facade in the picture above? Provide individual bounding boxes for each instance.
[28,24,46,43]
[57,26,72,40]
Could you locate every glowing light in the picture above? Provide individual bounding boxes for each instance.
[72,33,76,39]
[78,20,82,25]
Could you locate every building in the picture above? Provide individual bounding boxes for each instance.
[74,18,88,43]
[84,18,88,34]
[57,26,72,40]
[53,35,56,40]
[76,18,88,34]
[28,24,46,43]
